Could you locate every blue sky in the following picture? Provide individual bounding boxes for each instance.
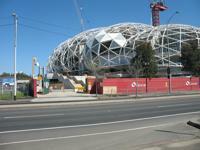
[0,0,199,75]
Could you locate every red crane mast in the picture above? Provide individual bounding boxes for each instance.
[150,0,168,26]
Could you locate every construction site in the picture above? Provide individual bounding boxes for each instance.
[32,0,200,97]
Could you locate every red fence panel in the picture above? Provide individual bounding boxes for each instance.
[190,77,200,90]
[147,78,168,93]
[102,77,200,95]
[171,77,200,91]
[171,77,190,91]
[103,78,146,94]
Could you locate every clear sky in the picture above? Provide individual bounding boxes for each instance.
[0,0,199,75]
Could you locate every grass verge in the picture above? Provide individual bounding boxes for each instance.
[0,91,30,100]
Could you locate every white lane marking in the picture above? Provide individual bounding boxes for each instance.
[157,103,192,108]
[0,111,200,134]
[3,114,64,119]
[0,123,172,146]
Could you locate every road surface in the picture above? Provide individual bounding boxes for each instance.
[0,95,200,149]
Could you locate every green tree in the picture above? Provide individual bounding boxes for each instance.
[129,54,143,77]
[0,72,11,78]
[181,40,200,76]
[16,73,31,80]
[0,72,31,80]
[130,42,157,78]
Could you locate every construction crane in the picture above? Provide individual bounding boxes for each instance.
[73,0,86,74]
[73,0,85,31]
[150,0,168,26]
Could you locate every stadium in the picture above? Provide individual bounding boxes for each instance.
[48,23,200,75]
[45,0,200,95]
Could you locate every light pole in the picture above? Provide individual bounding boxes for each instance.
[166,11,179,94]
[12,12,18,100]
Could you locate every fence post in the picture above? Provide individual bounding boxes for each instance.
[198,77,200,88]
[146,77,148,93]
[136,78,138,98]
[1,85,3,95]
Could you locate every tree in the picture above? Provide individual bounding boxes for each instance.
[128,56,143,97]
[0,72,11,78]
[129,54,143,77]
[0,72,31,80]
[130,42,157,78]
[16,73,31,80]
[181,40,200,76]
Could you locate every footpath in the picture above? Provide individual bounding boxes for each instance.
[0,90,200,108]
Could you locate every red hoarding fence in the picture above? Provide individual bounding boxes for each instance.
[102,77,200,95]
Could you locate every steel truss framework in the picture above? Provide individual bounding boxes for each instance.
[48,23,200,73]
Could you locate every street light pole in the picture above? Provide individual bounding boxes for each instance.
[166,11,179,94]
[12,12,18,100]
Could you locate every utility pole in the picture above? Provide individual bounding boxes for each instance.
[12,12,18,101]
[166,11,179,94]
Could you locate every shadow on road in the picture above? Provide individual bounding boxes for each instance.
[155,129,200,138]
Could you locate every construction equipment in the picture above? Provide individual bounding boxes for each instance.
[150,0,168,26]
[73,0,85,31]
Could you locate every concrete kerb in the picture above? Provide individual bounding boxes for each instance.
[98,91,200,100]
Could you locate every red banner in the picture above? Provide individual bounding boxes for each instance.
[102,77,200,94]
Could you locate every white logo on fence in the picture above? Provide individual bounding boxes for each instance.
[131,82,146,88]
[186,81,190,86]
[185,81,198,86]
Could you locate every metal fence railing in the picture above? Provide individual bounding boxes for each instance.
[0,83,30,100]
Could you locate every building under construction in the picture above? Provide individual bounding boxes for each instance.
[46,0,200,94]
[48,23,200,75]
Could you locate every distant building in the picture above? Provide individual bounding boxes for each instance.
[0,77,14,86]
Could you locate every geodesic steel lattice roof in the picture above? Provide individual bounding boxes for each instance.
[48,23,200,73]
[141,24,200,67]
[84,23,152,71]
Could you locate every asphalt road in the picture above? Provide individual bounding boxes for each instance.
[0,95,200,150]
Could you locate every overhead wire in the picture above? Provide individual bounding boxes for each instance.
[0,23,13,27]
[19,23,69,36]
[19,15,78,30]
[0,16,11,20]
[0,15,73,36]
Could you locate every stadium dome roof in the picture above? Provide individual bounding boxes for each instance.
[48,23,200,73]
